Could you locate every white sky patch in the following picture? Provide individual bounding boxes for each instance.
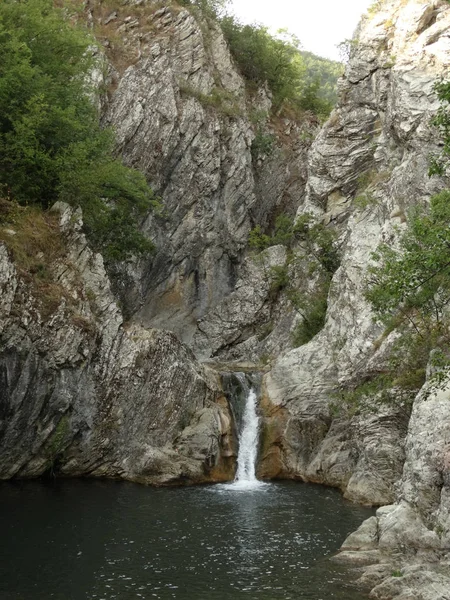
[228,0,374,60]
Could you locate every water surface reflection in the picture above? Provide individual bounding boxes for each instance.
[0,479,373,599]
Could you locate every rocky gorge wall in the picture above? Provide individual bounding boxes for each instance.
[0,203,235,485]
[261,0,450,503]
[256,0,450,597]
[2,0,450,596]
[96,0,316,359]
[0,0,314,485]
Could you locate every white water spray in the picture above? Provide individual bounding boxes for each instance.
[213,373,268,492]
[235,387,259,483]
[222,374,268,491]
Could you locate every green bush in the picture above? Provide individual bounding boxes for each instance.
[350,188,450,415]
[331,329,435,418]
[0,0,157,262]
[219,17,335,116]
[269,264,289,294]
[177,1,340,117]
[248,212,339,346]
[430,80,450,176]
[366,191,450,328]
[249,213,339,273]
[177,0,229,19]
[251,129,275,160]
[249,214,296,250]
[291,286,328,347]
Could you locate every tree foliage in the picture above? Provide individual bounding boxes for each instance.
[249,213,339,346]
[0,0,157,261]
[219,17,335,115]
[177,0,229,19]
[355,191,450,411]
[336,80,450,414]
[430,81,450,176]
[299,51,343,107]
[178,0,340,117]
[366,191,450,332]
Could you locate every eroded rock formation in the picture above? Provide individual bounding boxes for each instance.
[262,0,450,507]
[0,204,234,484]
[2,1,450,594]
[98,1,315,356]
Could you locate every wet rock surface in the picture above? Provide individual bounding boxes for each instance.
[3,1,450,596]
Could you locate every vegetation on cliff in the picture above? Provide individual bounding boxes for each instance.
[180,0,341,117]
[249,213,340,346]
[0,0,157,262]
[335,83,450,416]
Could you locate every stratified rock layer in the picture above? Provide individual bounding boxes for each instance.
[100,1,314,356]
[263,0,450,507]
[0,204,235,484]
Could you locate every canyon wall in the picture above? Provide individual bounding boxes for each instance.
[2,4,450,596]
[0,203,234,484]
[261,0,450,506]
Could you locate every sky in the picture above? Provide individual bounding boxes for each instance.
[229,0,374,61]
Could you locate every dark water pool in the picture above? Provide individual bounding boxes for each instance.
[0,479,373,600]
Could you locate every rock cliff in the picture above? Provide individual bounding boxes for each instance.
[96,0,315,358]
[255,0,450,596]
[2,1,450,595]
[0,203,234,484]
[262,0,450,506]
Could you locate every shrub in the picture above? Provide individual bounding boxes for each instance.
[0,0,157,262]
[348,189,450,415]
[430,80,450,176]
[219,17,335,116]
[177,0,229,20]
[249,214,296,250]
[0,198,68,317]
[366,191,450,329]
[251,129,275,160]
[331,328,436,418]
[291,285,329,347]
[249,213,339,275]
[249,212,339,346]
[269,264,289,294]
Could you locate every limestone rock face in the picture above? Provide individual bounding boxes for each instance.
[0,204,234,485]
[337,374,450,598]
[99,1,314,355]
[263,0,450,506]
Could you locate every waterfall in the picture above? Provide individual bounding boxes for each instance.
[221,372,266,491]
[235,386,259,483]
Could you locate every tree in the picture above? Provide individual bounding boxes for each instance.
[430,81,450,176]
[0,0,157,261]
[366,191,450,335]
[219,16,335,116]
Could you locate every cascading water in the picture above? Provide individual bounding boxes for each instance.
[235,387,259,483]
[222,372,267,491]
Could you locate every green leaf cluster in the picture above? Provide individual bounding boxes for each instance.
[176,1,341,117]
[0,0,157,262]
[299,51,343,107]
[249,213,339,275]
[290,286,329,347]
[354,191,450,414]
[177,0,229,20]
[430,81,450,176]
[366,191,450,329]
[331,329,436,418]
[219,17,335,116]
[347,77,450,415]
[249,213,340,347]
